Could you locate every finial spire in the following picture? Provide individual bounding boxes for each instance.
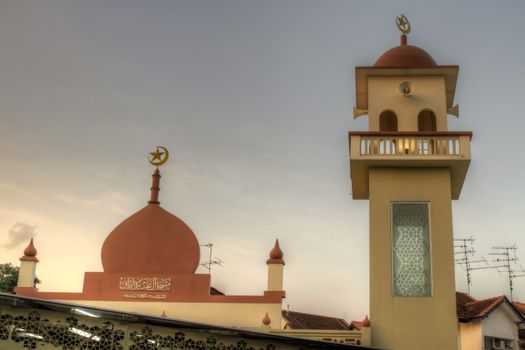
[148,146,169,167]
[147,146,169,204]
[396,15,410,46]
[396,15,411,35]
[148,169,161,204]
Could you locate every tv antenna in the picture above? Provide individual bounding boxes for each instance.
[454,236,491,294]
[489,244,525,301]
[199,243,224,274]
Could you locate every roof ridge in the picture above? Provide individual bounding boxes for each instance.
[284,310,346,319]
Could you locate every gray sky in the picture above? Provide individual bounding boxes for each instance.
[1,0,525,321]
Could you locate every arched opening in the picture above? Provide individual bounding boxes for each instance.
[418,109,437,155]
[418,109,437,132]
[379,110,398,132]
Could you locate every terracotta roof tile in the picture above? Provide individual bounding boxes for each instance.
[282,310,349,330]
[456,292,515,321]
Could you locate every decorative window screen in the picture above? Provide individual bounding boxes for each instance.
[392,203,431,296]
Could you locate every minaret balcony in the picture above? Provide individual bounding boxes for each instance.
[349,131,472,200]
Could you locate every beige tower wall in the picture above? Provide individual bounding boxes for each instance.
[267,264,284,291]
[17,260,37,287]
[368,76,448,131]
[369,167,458,350]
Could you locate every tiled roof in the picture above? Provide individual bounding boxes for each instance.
[456,292,524,322]
[456,292,504,321]
[282,310,349,330]
[513,301,525,318]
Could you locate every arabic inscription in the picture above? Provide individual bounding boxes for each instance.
[119,277,172,292]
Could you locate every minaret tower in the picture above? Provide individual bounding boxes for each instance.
[349,16,471,350]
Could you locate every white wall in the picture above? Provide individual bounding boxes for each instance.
[482,305,519,344]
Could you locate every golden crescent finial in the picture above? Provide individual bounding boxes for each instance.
[148,146,169,167]
[396,14,411,35]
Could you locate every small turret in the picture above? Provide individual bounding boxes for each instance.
[266,239,284,292]
[17,238,39,288]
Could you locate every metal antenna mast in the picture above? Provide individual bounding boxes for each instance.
[199,243,224,274]
[454,237,491,294]
[489,244,525,301]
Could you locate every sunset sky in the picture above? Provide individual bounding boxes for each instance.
[1,0,525,321]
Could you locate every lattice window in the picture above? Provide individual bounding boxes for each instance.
[392,203,431,296]
[128,328,271,350]
[0,309,281,350]
[0,310,124,349]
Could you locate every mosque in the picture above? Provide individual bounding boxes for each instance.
[4,15,525,350]
[15,162,287,329]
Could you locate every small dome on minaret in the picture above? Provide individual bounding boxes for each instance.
[20,238,38,262]
[374,36,436,67]
[267,239,284,264]
[374,15,437,68]
[262,312,271,326]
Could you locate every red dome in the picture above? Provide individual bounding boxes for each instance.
[101,204,200,274]
[374,35,436,67]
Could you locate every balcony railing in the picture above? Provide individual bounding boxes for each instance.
[348,131,473,199]
[349,131,472,158]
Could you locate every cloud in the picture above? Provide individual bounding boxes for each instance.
[4,222,37,249]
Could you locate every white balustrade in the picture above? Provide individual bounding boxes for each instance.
[359,136,461,156]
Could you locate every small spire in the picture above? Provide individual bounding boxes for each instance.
[267,239,285,265]
[148,169,161,205]
[270,239,283,259]
[361,315,371,328]
[262,312,271,326]
[20,238,38,262]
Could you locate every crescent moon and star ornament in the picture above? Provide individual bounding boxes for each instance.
[396,14,411,35]
[148,146,169,167]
